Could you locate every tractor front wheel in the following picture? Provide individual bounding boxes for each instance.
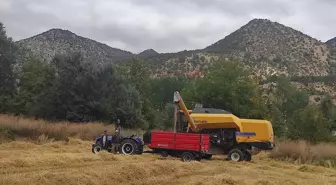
[92,144,102,154]
[228,149,244,162]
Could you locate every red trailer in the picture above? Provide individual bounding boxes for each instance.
[145,131,210,162]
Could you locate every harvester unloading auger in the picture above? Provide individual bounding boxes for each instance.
[143,91,275,162]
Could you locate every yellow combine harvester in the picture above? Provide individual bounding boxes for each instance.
[173,91,274,161]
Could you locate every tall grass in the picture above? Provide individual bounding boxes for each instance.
[0,114,143,142]
[270,140,336,168]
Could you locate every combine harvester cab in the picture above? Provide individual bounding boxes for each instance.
[143,91,275,162]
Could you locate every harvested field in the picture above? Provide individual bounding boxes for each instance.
[1,138,336,185]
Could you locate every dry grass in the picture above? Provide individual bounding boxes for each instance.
[270,140,336,168]
[2,115,336,184]
[0,114,144,143]
[1,138,336,185]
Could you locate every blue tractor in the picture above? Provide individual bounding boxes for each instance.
[92,134,144,155]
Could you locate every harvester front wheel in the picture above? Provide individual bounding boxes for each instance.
[181,152,195,162]
[228,149,244,162]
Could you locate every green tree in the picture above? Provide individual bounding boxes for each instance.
[181,60,258,118]
[287,106,331,142]
[0,22,17,112]
[157,103,175,130]
[37,52,147,126]
[262,77,309,137]
[100,65,145,128]
[11,57,55,116]
[319,95,336,132]
[150,77,189,109]
[115,59,157,129]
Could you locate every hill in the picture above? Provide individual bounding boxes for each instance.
[144,19,336,79]
[138,19,336,100]
[16,28,134,67]
[327,37,336,47]
[16,19,336,79]
[137,49,159,58]
[14,19,336,99]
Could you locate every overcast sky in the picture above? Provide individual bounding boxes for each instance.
[1,0,335,53]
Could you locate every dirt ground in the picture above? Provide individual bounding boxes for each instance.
[1,138,336,185]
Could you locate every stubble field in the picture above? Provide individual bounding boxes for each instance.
[1,138,336,185]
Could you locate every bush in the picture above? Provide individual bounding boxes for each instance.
[0,114,116,141]
[270,140,336,168]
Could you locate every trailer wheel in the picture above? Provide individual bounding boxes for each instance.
[160,151,168,157]
[181,152,195,162]
[228,149,244,162]
[120,139,137,155]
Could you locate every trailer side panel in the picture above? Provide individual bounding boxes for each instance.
[150,131,210,152]
[150,132,175,149]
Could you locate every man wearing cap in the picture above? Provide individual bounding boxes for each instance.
[110,119,122,153]
[115,119,121,138]
[102,130,108,149]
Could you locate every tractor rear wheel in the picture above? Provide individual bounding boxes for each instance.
[181,152,195,162]
[120,139,137,155]
[228,149,244,162]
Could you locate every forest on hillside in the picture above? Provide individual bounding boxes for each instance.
[1,22,336,142]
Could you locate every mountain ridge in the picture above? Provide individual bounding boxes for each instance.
[13,18,336,102]
[15,18,336,79]
[137,49,159,58]
[326,37,336,47]
[142,18,336,79]
[16,28,134,67]
[18,28,134,54]
[16,19,332,56]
